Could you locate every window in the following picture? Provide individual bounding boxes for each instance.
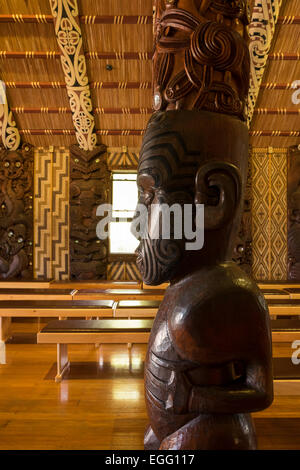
[109,173,139,254]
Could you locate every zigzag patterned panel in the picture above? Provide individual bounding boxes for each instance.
[252,148,287,280]
[34,147,53,279]
[107,261,142,281]
[52,147,69,280]
[107,147,139,169]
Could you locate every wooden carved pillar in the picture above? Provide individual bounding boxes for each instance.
[288,144,300,280]
[70,144,110,280]
[135,0,273,450]
[0,143,33,279]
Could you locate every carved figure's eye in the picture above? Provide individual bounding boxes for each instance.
[8,231,14,238]
[74,159,79,163]
[4,161,9,168]
[17,237,24,244]
[15,162,21,168]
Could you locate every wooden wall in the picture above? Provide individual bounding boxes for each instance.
[0,144,287,282]
[251,147,288,280]
[34,146,69,280]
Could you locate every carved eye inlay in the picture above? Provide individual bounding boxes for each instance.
[8,231,14,238]
[74,158,79,163]
[75,240,79,244]
[15,162,21,168]
[4,162,10,168]
[17,237,24,244]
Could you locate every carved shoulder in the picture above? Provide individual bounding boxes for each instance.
[167,264,270,364]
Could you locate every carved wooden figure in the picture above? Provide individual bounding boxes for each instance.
[288,145,300,281]
[70,144,110,280]
[134,0,273,450]
[0,143,33,279]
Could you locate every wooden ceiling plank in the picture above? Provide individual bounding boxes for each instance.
[49,0,97,151]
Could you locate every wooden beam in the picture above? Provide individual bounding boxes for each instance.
[1,13,299,25]
[0,14,153,24]
[19,129,146,136]
[0,51,152,60]
[0,81,21,150]
[248,0,283,125]
[11,107,152,115]
[17,129,300,137]
[49,0,97,151]
[4,81,151,89]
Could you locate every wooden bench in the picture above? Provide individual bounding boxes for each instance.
[271,319,300,342]
[0,288,76,301]
[37,319,153,382]
[268,300,300,316]
[74,288,165,301]
[114,300,161,318]
[50,280,142,290]
[0,300,114,364]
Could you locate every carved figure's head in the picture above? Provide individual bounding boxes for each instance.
[3,223,26,256]
[1,151,25,179]
[133,110,248,284]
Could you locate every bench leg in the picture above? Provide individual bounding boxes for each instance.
[0,318,11,364]
[55,344,70,383]
[0,317,12,342]
[0,340,6,365]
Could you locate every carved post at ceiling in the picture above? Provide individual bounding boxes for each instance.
[134,0,273,450]
[248,0,282,125]
[49,0,97,151]
[0,81,21,150]
[0,143,33,279]
[70,144,110,280]
[288,144,300,281]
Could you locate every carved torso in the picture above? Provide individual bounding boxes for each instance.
[145,263,270,444]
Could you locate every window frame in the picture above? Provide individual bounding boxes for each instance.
[108,171,138,258]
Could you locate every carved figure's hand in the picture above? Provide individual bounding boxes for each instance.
[165,369,192,415]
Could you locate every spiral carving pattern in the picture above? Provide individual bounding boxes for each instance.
[153,1,250,119]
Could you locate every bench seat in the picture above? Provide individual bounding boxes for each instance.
[74,289,165,301]
[268,300,300,316]
[271,319,300,342]
[0,300,114,317]
[37,318,154,382]
[115,300,161,318]
[0,288,76,301]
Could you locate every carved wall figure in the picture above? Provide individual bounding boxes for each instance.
[70,144,110,280]
[133,0,273,450]
[288,145,300,281]
[0,143,33,279]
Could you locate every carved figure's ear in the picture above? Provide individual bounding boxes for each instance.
[195,161,241,230]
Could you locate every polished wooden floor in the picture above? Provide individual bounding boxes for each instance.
[0,319,300,449]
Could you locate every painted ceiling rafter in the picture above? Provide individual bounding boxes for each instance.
[248,0,283,125]
[49,0,97,151]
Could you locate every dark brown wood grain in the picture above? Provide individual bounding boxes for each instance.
[0,143,33,279]
[134,0,273,450]
[288,145,300,281]
[70,144,110,280]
